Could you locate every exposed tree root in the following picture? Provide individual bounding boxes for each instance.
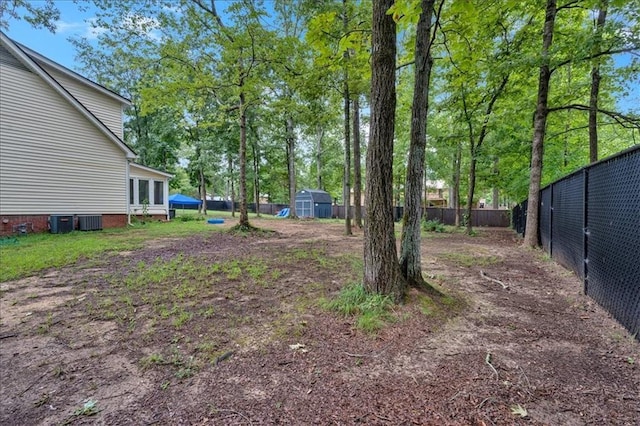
[229,223,274,235]
[480,270,509,290]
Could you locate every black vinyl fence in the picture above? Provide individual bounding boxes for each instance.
[512,145,640,338]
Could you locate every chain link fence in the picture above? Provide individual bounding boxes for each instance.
[513,145,639,338]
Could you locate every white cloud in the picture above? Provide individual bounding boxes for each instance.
[55,20,85,33]
[54,18,108,40]
[84,18,109,40]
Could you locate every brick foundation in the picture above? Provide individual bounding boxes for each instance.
[130,214,169,223]
[0,214,128,237]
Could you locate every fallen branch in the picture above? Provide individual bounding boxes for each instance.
[518,366,533,396]
[0,333,18,340]
[485,353,499,379]
[215,408,252,425]
[19,370,50,396]
[214,351,234,366]
[480,270,509,290]
[344,342,393,358]
[477,397,494,409]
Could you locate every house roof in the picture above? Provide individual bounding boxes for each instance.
[0,32,137,159]
[130,162,174,178]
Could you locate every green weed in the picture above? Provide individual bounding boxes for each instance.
[72,399,99,417]
[423,218,446,233]
[37,313,54,334]
[322,283,394,333]
[140,353,166,369]
[172,310,193,328]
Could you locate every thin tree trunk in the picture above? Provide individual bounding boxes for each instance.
[464,75,509,234]
[589,0,608,163]
[399,0,436,289]
[492,158,499,209]
[238,90,250,228]
[564,65,572,168]
[353,96,363,228]
[453,142,462,226]
[231,178,236,217]
[524,0,557,248]
[228,154,235,217]
[316,126,324,190]
[199,167,207,215]
[286,116,297,218]
[364,0,405,302]
[343,0,352,235]
[252,137,261,217]
[465,153,477,232]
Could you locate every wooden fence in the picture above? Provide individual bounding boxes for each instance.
[190,201,510,228]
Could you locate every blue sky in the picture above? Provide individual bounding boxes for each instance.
[4,1,639,112]
[5,1,100,71]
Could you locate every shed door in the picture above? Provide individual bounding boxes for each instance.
[296,199,312,217]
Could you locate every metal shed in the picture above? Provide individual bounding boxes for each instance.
[295,189,333,218]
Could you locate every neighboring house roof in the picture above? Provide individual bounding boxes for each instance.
[130,162,174,178]
[0,32,137,159]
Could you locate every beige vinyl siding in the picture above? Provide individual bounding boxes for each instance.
[0,63,128,215]
[42,65,125,139]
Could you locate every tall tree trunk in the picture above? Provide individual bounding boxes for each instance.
[228,154,235,217]
[465,153,477,233]
[589,0,608,163]
[464,75,509,234]
[252,137,261,217]
[316,126,324,190]
[524,0,557,248]
[353,96,363,228]
[238,90,250,228]
[399,0,436,288]
[564,65,572,168]
[199,167,207,215]
[492,158,499,209]
[453,142,462,226]
[286,116,297,218]
[342,0,352,234]
[364,0,405,302]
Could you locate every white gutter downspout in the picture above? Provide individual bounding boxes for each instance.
[126,160,132,225]
[165,179,170,221]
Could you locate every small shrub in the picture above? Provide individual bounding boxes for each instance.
[423,218,445,233]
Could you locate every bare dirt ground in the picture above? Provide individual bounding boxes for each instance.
[1,219,638,425]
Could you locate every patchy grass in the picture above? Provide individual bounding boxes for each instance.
[70,243,362,384]
[322,283,395,333]
[0,220,224,282]
[438,251,501,267]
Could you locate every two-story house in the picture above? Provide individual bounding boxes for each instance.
[0,32,172,235]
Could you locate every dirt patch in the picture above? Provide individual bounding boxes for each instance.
[1,220,637,425]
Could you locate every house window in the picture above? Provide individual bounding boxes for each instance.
[154,181,164,205]
[129,179,134,205]
[138,180,149,204]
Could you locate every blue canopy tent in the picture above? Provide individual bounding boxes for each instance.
[169,194,202,210]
